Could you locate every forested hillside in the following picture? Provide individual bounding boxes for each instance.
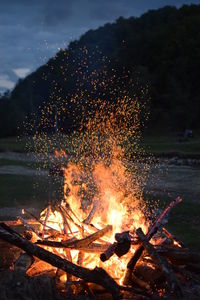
[1,4,200,137]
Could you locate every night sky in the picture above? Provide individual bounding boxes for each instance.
[0,0,200,92]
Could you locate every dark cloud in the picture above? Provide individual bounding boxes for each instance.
[0,0,199,92]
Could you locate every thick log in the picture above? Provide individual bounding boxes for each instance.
[0,225,121,299]
[124,197,182,285]
[36,240,109,253]
[100,231,131,262]
[115,231,131,257]
[136,228,182,295]
[100,242,117,262]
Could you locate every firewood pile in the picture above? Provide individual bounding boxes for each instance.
[0,197,200,300]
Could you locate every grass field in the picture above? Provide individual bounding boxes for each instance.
[143,134,200,157]
[1,134,200,157]
[0,174,49,209]
[0,137,28,152]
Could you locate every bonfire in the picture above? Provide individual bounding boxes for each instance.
[0,90,199,299]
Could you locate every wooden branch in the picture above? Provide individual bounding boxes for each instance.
[58,205,83,232]
[124,197,182,285]
[56,205,73,235]
[0,224,121,299]
[83,200,99,224]
[36,240,109,253]
[62,225,112,248]
[17,217,41,238]
[136,228,182,295]
[23,208,60,234]
[162,227,184,248]
[42,205,50,239]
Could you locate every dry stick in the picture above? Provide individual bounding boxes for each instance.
[64,203,82,224]
[77,251,84,267]
[136,228,182,295]
[17,216,41,238]
[36,240,109,253]
[60,205,83,232]
[56,205,72,236]
[0,225,121,299]
[42,205,50,239]
[23,208,60,234]
[124,197,182,285]
[63,224,112,248]
[162,226,184,248]
[83,200,99,224]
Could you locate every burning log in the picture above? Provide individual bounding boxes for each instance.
[62,224,112,248]
[100,242,117,262]
[161,227,184,248]
[36,240,109,253]
[100,231,131,262]
[0,224,121,299]
[124,197,182,285]
[136,228,182,295]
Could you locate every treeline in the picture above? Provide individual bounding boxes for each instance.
[1,4,200,137]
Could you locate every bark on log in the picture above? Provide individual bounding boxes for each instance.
[136,228,182,295]
[0,225,121,299]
